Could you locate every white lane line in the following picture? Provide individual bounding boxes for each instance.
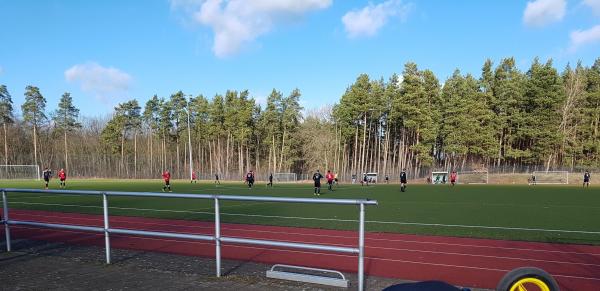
[11,226,600,283]
[9,206,600,258]
[8,220,600,267]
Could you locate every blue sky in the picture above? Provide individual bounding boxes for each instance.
[1,0,600,118]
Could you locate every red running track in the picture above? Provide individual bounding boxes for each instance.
[1,209,600,290]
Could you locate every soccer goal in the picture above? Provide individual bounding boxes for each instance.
[0,165,40,180]
[431,171,448,184]
[532,171,569,184]
[273,173,297,183]
[457,171,489,184]
[362,172,378,183]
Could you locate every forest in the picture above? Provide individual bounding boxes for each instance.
[0,57,599,180]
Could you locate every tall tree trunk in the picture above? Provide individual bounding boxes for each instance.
[209,140,214,177]
[545,153,553,172]
[33,125,38,167]
[3,123,8,164]
[176,137,180,179]
[149,132,153,177]
[64,131,68,172]
[134,131,137,178]
[360,113,367,176]
[352,125,358,176]
[120,129,125,177]
[226,133,230,178]
[279,127,287,172]
[271,134,277,174]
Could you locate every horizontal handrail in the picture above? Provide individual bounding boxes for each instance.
[1,188,376,291]
[0,188,377,206]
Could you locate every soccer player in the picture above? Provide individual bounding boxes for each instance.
[245,170,255,189]
[362,174,369,186]
[42,167,52,189]
[191,171,197,183]
[583,170,591,188]
[162,170,172,192]
[529,173,536,186]
[400,169,407,192]
[326,170,334,191]
[267,173,273,187]
[214,173,220,185]
[450,170,457,187]
[334,173,339,185]
[385,175,389,184]
[58,168,67,189]
[351,174,356,184]
[313,170,323,196]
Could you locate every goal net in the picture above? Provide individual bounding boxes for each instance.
[0,165,40,180]
[457,171,489,184]
[531,171,569,184]
[363,172,378,183]
[431,171,448,184]
[273,173,297,183]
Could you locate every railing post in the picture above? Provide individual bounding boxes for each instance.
[214,197,221,277]
[358,202,365,291]
[2,190,11,252]
[102,193,111,264]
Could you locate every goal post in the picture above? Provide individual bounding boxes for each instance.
[531,171,569,185]
[362,172,378,183]
[0,165,41,180]
[457,170,489,184]
[431,171,448,184]
[272,173,297,183]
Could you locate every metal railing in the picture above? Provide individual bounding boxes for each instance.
[0,188,377,291]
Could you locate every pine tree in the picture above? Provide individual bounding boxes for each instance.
[143,95,161,173]
[523,58,565,169]
[0,85,14,164]
[21,85,47,168]
[53,92,81,172]
[492,58,526,168]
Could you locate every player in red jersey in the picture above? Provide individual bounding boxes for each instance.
[191,171,197,184]
[450,170,458,186]
[58,168,67,189]
[326,170,335,191]
[162,170,172,192]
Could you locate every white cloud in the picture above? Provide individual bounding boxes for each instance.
[342,0,412,38]
[569,24,600,51]
[65,62,132,101]
[172,0,332,58]
[584,0,600,15]
[523,0,566,27]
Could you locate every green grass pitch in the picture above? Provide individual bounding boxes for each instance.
[2,179,599,245]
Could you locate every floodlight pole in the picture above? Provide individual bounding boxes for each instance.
[185,99,193,181]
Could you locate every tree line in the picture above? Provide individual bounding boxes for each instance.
[0,56,598,180]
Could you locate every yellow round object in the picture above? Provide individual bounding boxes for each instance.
[509,277,550,291]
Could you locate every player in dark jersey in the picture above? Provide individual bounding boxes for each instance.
[583,171,591,188]
[267,173,273,187]
[385,175,389,184]
[313,170,323,196]
[214,173,220,185]
[58,168,67,189]
[400,169,407,192]
[245,170,255,189]
[529,173,536,186]
[162,170,172,192]
[42,167,52,189]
